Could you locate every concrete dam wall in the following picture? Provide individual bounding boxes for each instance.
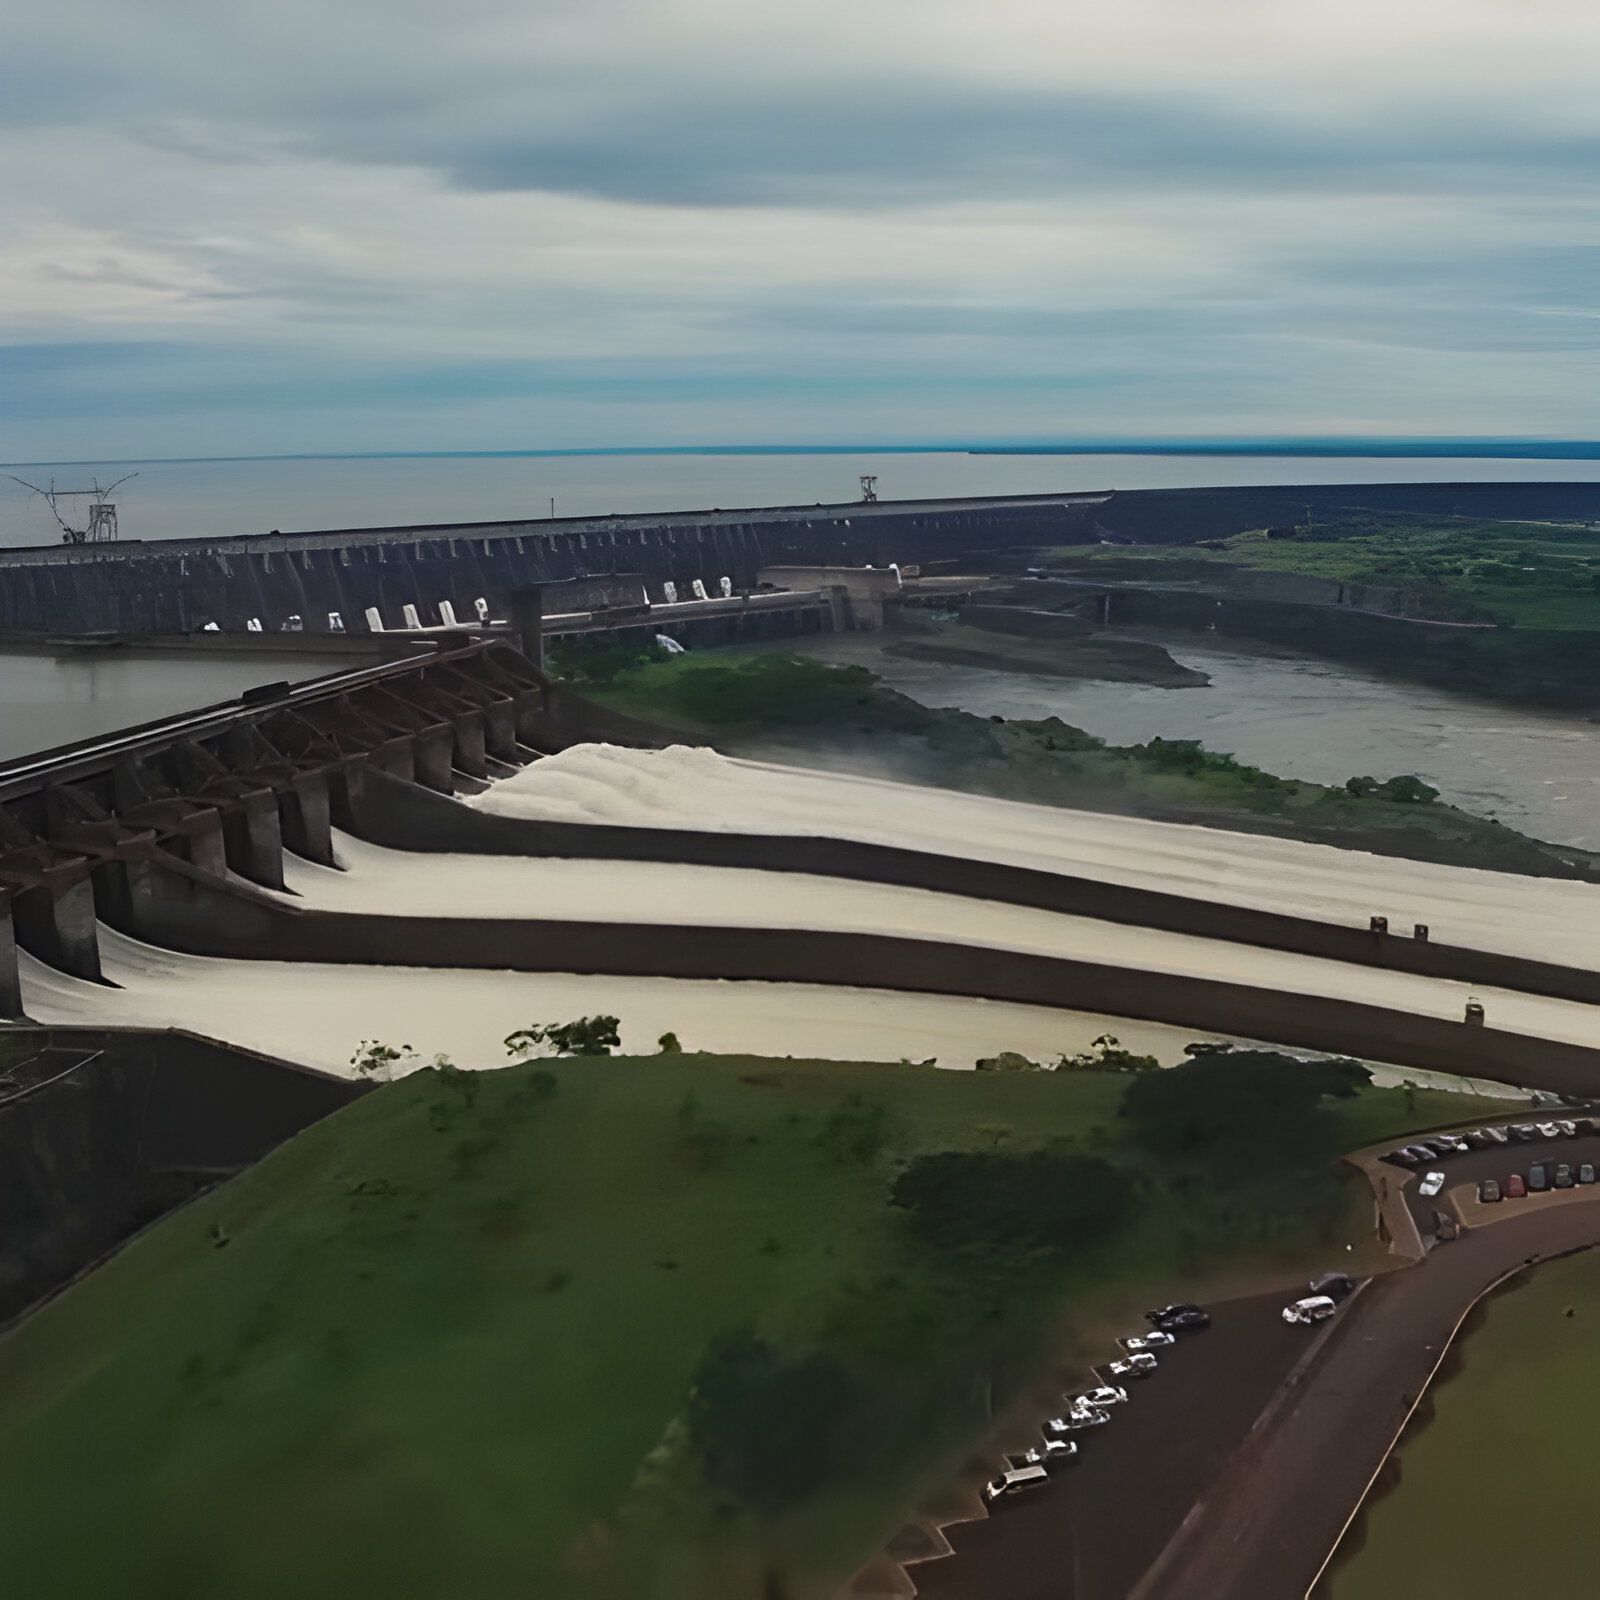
[0,494,1100,635]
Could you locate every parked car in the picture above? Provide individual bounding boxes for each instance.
[1555,1164,1575,1188]
[1558,1120,1579,1138]
[1529,1163,1549,1192]
[1105,1353,1158,1380]
[1479,1178,1501,1203]
[983,1464,1050,1504]
[1484,1126,1511,1144]
[1403,1144,1440,1163]
[1538,1123,1563,1140]
[1580,1164,1596,1186]
[1079,1385,1129,1408]
[1422,1137,1463,1157]
[1506,1173,1527,1198]
[1419,1170,1446,1197]
[1282,1295,1338,1325]
[1381,1148,1419,1168]
[1145,1303,1210,1332]
[1574,1118,1597,1137]
[1017,1438,1078,1472]
[1464,1130,1495,1150]
[1118,1331,1176,1352]
[1512,1124,1539,1142]
[1046,1405,1109,1435]
[1308,1272,1356,1302]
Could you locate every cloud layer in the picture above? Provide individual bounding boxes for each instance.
[3,0,1597,456]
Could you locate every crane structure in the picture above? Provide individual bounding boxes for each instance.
[5,473,136,545]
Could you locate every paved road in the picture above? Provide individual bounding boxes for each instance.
[910,1129,1600,1600]
[910,1292,1313,1600]
[1132,1198,1600,1600]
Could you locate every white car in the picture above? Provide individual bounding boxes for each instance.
[1538,1122,1563,1139]
[1045,1406,1108,1434]
[1017,1438,1078,1471]
[982,1464,1050,1504]
[1418,1170,1446,1197]
[1079,1384,1129,1408]
[1105,1353,1158,1379]
[1118,1331,1176,1353]
[1282,1295,1338,1325]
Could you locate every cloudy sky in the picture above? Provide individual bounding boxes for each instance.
[3,0,1597,459]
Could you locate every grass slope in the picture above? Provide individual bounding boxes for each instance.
[0,1053,1504,1600]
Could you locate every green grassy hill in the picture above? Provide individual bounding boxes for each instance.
[0,1050,1504,1600]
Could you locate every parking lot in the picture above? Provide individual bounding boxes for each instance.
[1385,1117,1600,1234]
[909,1289,1327,1600]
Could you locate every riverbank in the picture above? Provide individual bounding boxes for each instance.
[582,651,1600,880]
[883,620,1207,688]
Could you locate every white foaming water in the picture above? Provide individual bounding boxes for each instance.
[470,744,1600,967]
[16,928,1217,1075]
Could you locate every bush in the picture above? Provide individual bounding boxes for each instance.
[1345,774,1439,804]
[890,1150,1125,1252]
[504,1016,621,1058]
[975,1050,1044,1073]
[1055,1033,1160,1074]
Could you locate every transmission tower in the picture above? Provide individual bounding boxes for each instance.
[859,474,878,503]
[5,473,136,544]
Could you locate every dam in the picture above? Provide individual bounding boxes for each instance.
[0,491,1107,635]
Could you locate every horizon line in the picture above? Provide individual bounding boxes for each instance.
[6,436,1600,470]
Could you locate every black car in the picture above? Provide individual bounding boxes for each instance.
[1464,1130,1495,1150]
[1382,1148,1420,1168]
[1145,1302,1211,1332]
[1308,1272,1356,1303]
[1555,1163,1575,1189]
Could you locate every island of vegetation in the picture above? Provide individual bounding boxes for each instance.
[558,643,1600,879]
[1026,510,1600,709]
[0,1028,1508,1600]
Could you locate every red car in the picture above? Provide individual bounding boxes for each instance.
[1505,1173,1527,1198]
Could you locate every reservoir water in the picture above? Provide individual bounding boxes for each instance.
[2,449,1596,545]
[791,630,1600,850]
[0,647,357,763]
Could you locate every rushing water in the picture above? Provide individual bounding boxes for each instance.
[1,450,1597,545]
[1326,1248,1600,1597]
[791,630,1600,850]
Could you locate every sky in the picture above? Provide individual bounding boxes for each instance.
[2,0,1597,459]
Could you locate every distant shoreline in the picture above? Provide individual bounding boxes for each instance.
[7,440,1600,470]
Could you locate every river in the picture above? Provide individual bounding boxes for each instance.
[0,646,357,763]
[2,449,1597,545]
[787,629,1600,851]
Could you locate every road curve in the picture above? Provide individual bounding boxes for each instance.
[1129,1200,1600,1600]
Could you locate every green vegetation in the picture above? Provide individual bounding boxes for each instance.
[0,1050,1507,1600]
[1328,1248,1600,1598]
[581,651,1598,879]
[1043,512,1600,631]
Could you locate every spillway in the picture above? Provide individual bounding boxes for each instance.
[468,743,1600,968]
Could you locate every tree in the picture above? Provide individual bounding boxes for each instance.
[686,1331,855,1511]
[504,1016,621,1058]
[1119,1052,1369,1173]
[890,1150,1124,1252]
[657,1031,683,1054]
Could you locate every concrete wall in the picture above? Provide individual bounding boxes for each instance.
[0,1027,362,1323]
[0,500,1094,636]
